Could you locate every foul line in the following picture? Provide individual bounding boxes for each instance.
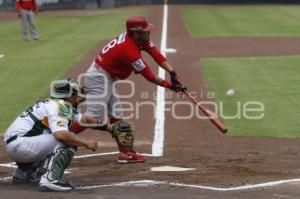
[152,3,168,157]
[74,152,119,159]
[74,152,155,159]
[76,178,300,192]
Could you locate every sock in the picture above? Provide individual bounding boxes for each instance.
[110,117,121,124]
[69,122,86,134]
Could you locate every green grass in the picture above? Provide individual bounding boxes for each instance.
[201,56,300,138]
[182,6,300,37]
[0,9,144,134]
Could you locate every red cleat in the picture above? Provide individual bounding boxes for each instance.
[117,151,145,164]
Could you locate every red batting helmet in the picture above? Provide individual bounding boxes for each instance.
[126,16,154,32]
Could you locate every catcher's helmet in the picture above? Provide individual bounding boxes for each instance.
[126,16,154,32]
[50,79,79,99]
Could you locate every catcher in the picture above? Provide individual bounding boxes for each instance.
[3,79,135,192]
[3,79,96,191]
[70,15,186,163]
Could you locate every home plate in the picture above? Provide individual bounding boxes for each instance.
[0,54,4,58]
[151,166,196,172]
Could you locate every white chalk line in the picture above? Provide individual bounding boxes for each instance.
[0,162,72,174]
[97,140,152,147]
[0,176,12,182]
[76,180,164,190]
[0,151,155,169]
[75,152,155,159]
[152,2,168,157]
[169,179,300,191]
[0,162,17,169]
[75,178,300,192]
[74,151,119,159]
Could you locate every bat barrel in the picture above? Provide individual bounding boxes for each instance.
[183,90,228,134]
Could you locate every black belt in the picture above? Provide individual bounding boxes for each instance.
[6,135,18,145]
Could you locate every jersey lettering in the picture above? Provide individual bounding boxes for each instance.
[20,102,41,118]
[101,33,127,54]
[117,32,126,44]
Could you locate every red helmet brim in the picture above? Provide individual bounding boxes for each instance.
[142,23,154,32]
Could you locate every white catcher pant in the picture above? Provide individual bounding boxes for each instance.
[4,134,64,163]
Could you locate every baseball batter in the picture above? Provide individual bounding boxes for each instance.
[70,16,186,163]
[3,79,101,192]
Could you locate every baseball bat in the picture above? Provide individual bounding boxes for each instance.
[183,90,228,134]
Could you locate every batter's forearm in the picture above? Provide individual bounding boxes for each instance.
[160,61,174,73]
[140,67,171,88]
[154,77,172,88]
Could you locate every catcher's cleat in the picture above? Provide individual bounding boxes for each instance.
[12,176,29,184]
[11,166,44,185]
[39,177,74,192]
[117,151,145,164]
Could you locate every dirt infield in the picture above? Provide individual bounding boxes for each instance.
[1,5,300,199]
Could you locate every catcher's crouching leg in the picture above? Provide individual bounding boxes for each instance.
[39,147,75,192]
[111,120,145,163]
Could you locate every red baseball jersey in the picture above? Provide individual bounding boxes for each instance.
[16,0,38,13]
[95,32,166,80]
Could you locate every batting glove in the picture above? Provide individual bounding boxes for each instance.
[170,82,186,93]
[170,71,182,85]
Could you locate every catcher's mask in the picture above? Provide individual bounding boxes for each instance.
[50,79,79,99]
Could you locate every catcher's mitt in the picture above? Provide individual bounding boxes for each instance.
[111,120,135,150]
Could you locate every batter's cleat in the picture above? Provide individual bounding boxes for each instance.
[117,151,145,164]
[39,177,74,192]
